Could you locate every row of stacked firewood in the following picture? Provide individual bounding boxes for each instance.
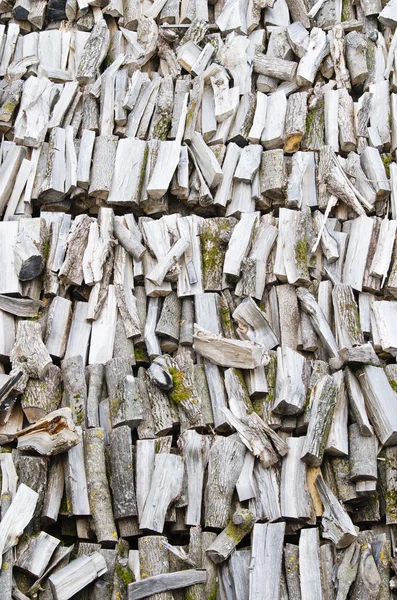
[1,0,397,595]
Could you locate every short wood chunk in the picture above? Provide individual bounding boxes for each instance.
[14,230,44,281]
[64,429,90,517]
[16,531,60,578]
[301,375,337,467]
[45,296,72,359]
[345,367,373,437]
[49,552,108,600]
[179,430,210,526]
[325,370,348,457]
[0,483,38,566]
[206,509,255,564]
[281,437,314,522]
[205,436,245,529]
[11,321,52,390]
[274,346,306,415]
[59,214,91,287]
[194,325,268,369]
[315,475,357,549]
[128,570,207,600]
[348,423,377,482]
[357,366,397,446]
[16,408,78,456]
[140,453,184,533]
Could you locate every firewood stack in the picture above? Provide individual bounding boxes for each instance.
[1,0,397,598]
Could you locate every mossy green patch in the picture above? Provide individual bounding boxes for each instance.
[390,379,397,393]
[295,239,308,270]
[153,115,171,141]
[220,306,232,328]
[382,153,392,178]
[134,347,146,361]
[201,225,225,279]
[168,367,193,405]
[111,395,122,418]
[115,562,134,586]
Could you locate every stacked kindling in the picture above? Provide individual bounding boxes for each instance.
[2,0,397,598]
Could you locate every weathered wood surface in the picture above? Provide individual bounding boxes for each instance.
[0,4,397,599]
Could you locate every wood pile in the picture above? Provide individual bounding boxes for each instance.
[2,0,397,598]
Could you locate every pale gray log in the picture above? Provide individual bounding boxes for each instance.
[205,436,245,529]
[49,552,107,600]
[348,423,377,482]
[140,453,184,533]
[281,436,314,521]
[315,474,357,548]
[84,428,117,544]
[301,375,337,467]
[299,528,323,600]
[249,522,286,600]
[128,570,207,600]
[64,428,90,516]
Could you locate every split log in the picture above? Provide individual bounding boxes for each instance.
[325,370,348,456]
[42,455,64,525]
[140,453,184,533]
[16,407,78,455]
[274,346,306,415]
[193,325,269,369]
[59,214,91,286]
[62,355,86,428]
[357,366,397,446]
[49,552,107,600]
[285,544,301,600]
[11,320,52,391]
[281,436,314,522]
[178,431,210,526]
[45,296,72,359]
[348,423,377,482]
[14,230,44,281]
[88,135,118,200]
[315,475,357,548]
[64,428,90,517]
[349,533,381,600]
[21,364,62,423]
[301,375,337,466]
[297,28,329,86]
[299,528,323,600]
[128,570,207,600]
[205,436,245,529]
[0,483,38,566]
[84,428,117,545]
[249,522,286,600]
[296,287,339,358]
[109,425,137,521]
[16,531,60,578]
